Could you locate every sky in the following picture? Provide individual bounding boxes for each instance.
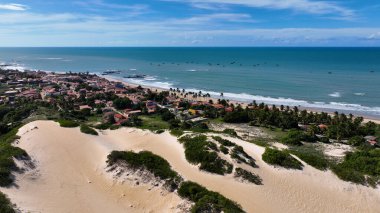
[0,0,380,46]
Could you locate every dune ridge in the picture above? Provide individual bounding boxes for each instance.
[1,120,380,212]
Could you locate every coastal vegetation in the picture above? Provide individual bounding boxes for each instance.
[231,146,257,168]
[234,168,262,185]
[0,127,29,187]
[179,135,233,175]
[262,148,303,170]
[332,149,380,187]
[57,119,79,128]
[178,181,244,213]
[107,151,181,188]
[289,149,329,170]
[0,192,14,213]
[80,124,98,135]
[106,150,245,210]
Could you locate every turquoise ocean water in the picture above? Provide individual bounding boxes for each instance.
[1,47,379,118]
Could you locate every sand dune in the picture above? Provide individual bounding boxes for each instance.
[1,120,380,212]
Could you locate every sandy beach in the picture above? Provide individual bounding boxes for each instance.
[1,120,380,212]
[105,76,380,124]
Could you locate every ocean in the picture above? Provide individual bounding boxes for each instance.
[1,47,379,118]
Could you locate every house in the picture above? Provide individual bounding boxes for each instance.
[212,104,225,109]
[79,105,92,110]
[318,124,328,130]
[114,113,125,122]
[364,136,378,146]
[225,107,234,112]
[146,101,157,113]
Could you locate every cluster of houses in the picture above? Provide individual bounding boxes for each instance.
[0,68,234,126]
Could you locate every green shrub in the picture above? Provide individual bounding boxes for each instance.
[234,168,262,185]
[223,128,238,137]
[0,192,15,213]
[230,146,257,168]
[57,119,79,128]
[94,123,112,130]
[109,125,120,130]
[348,136,365,146]
[178,181,244,213]
[220,145,229,154]
[262,148,303,170]
[179,135,233,175]
[170,129,184,137]
[212,136,236,147]
[332,149,380,186]
[0,127,29,187]
[223,111,249,123]
[80,124,98,135]
[281,130,304,146]
[155,129,165,134]
[107,151,180,187]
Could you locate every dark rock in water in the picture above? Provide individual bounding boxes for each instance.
[328,72,332,74]
[370,70,375,73]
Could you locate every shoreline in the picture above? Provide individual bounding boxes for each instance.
[2,64,380,123]
[104,75,380,124]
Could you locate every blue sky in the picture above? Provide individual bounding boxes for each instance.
[0,0,380,46]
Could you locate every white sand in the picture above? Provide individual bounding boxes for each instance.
[1,120,380,213]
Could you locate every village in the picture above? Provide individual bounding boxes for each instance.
[0,68,237,128]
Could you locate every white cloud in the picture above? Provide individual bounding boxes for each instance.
[165,0,355,19]
[0,11,378,46]
[170,13,256,25]
[0,3,28,11]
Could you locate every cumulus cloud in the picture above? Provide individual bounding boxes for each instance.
[0,3,28,11]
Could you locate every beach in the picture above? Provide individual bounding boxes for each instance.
[1,120,380,212]
[105,75,380,124]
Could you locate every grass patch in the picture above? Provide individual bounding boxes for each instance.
[289,149,329,171]
[178,181,244,213]
[139,115,170,131]
[249,138,270,147]
[179,135,233,175]
[57,119,79,128]
[80,124,98,135]
[262,147,303,170]
[0,192,15,213]
[234,168,262,185]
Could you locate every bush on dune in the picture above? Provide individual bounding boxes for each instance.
[262,147,303,170]
[179,135,233,175]
[107,150,179,181]
[57,119,79,128]
[178,181,244,213]
[0,192,15,213]
[80,124,98,135]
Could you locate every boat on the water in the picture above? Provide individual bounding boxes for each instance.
[124,74,146,79]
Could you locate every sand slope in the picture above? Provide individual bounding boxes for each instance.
[1,120,380,213]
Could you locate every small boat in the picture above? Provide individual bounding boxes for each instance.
[124,74,146,79]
